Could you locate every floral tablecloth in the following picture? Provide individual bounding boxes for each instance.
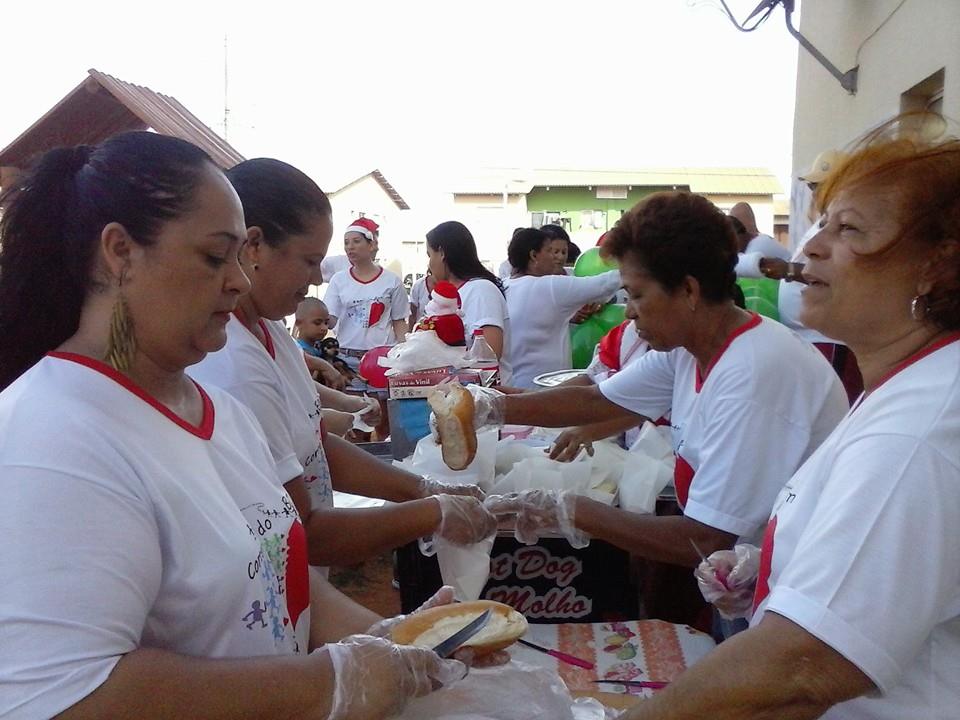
[511,620,714,697]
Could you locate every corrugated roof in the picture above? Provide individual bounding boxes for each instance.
[453,167,782,196]
[329,169,410,210]
[0,69,245,170]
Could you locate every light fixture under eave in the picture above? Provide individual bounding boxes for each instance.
[732,0,859,94]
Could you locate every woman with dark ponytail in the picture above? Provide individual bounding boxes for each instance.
[0,132,462,719]
[425,220,513,382]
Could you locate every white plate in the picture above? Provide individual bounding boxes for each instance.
[532,369,588,387]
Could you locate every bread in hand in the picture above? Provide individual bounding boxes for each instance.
[428,383,477,471]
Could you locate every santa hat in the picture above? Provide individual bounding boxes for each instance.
[345,217,380,241]
[431,281,461,307]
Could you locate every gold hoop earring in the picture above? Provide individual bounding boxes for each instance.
[104,273,136,372]
[910,294,929,321]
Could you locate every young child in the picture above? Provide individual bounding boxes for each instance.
[293,297,330,357]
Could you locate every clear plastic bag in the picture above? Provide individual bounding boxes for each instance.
[619,422,675,515]
[394,660,611,720]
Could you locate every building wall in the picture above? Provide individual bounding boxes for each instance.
[450,194,529,271]
[791,0,960,239]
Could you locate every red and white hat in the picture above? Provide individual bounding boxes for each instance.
[431,281,461,307]
[345,217,380,241]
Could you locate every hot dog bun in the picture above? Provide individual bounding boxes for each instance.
[391,600,527,655]
[428,383,477,471]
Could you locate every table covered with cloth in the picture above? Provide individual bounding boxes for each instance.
[510,619,714,697]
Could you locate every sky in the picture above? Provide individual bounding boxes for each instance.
[2,1,801,203]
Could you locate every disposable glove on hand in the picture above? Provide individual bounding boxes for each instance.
[694,543,761,620]
[324,634,467,720]
[485,489,589,549]
[418,474,485,500]
[434,494,498,546]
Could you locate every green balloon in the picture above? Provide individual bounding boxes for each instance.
[569,304,626,368]
[737,278,780,321]
[573,247,617,277]
[569,317,604,369]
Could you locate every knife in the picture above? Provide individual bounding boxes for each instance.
[592,679,669,690]
[431,609,492,658]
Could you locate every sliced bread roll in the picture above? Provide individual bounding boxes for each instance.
[428,383,477,471]
[391,600,527,655]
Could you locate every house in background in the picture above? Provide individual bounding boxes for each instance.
[789,0,959,243]
[0,69,244,192]
[451,167,783,270]
[325,168,413,281]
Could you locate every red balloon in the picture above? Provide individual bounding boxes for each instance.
[359,346,392,389]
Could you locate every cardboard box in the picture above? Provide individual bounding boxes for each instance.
[387,366,494,399]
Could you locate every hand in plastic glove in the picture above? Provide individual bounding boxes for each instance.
[418,474,485,500]
[694,543,761,620]
[355,395,382,427]
[435,494,498,546]
[324,634,467,720]
[548,428,596,463]
[429,382,507,443]
[485,489,589,549]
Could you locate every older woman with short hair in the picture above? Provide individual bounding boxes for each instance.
[612,119,960,719]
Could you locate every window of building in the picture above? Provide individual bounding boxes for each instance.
[901,68,945,120]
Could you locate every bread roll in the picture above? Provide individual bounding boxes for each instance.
[391,600,527,655]
[428,383,477,471]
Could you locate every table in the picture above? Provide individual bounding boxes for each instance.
[511,619,715,697]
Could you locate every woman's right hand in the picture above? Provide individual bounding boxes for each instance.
[548,427,596,462]
[435,494,498,545]
[324,634,466,720]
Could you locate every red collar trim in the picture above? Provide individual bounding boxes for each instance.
[258,320,276,360]
[695,312,762,392]
[47,352,215,440]
[349,267,384,285]
[856,331,960,408]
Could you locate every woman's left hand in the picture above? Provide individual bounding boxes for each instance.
[548,428,595,462]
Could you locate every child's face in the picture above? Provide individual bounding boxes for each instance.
[298,307,330,343]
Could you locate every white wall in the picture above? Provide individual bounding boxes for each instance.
[328,175,412,269]
[791,0,960,237]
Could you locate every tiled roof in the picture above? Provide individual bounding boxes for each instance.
[0,69,244,169]
[330,169,410,210]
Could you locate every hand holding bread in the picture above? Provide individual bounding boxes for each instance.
[427,383,506,471]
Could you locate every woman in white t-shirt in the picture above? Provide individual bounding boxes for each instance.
[475,192,847,592]
[323,217,409,368]
[426,220,513,383]
[407,271,435,330]
[503,227,621,388]
[191,159,495,571]
[0,134,461,719]
[558,122,960,718]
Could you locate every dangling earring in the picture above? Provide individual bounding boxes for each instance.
[910,294,929,321]
[104,271,136,372]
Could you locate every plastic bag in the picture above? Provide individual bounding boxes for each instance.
[619,422,674,515]
[491,453,592,497]
[379,330,469,376]
[695,543,761,620]
[395,660,606,720]
[400,429,499,490]
[431,534,496,601]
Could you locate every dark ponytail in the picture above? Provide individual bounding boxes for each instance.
[0,131,214,390]
[226,158,331,247]
[426,221,505,295]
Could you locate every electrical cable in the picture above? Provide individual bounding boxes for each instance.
[717,0,777,32]
[855,0,910,66]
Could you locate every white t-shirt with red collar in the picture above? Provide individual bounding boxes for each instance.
[751,333,960,719]
[586,319,650,383]
[323,267,408,350]
[458,277,513,385]
[0,354,310,720]
[599,314,848,541]
[189,315,333,512]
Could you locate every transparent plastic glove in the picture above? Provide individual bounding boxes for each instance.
[429,383,507,442]
[485,489,589,549]
[355,395,381,429]
[325,634,467,720]
[435,494,498,546]
[366,586,457,638]
[418,474,485,500]
[694,543,761,620]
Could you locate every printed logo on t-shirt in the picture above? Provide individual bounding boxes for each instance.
[303,393,332,508]
[344,293,392,330]
[240,494,309,653]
